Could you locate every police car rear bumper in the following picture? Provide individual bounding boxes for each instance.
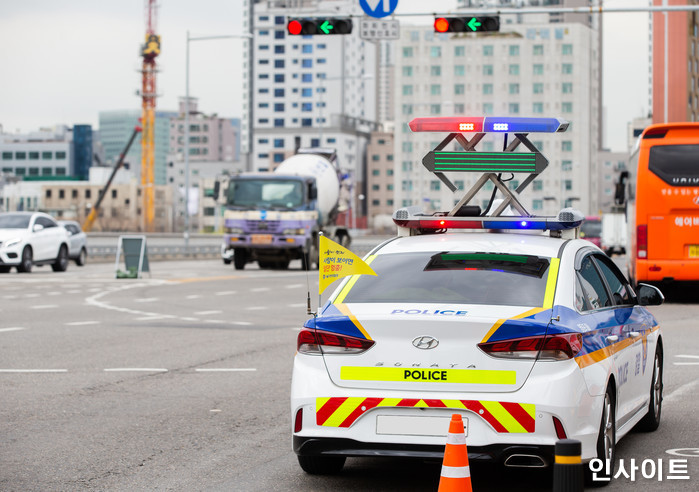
[293,436,555,466]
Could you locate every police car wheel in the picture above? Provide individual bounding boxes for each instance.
[586,386,616,487]
[636,348,663,432]
[297,455,345,475]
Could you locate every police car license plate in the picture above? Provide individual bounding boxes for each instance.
[376,415,467,437]
[690,245,699,258]
[251,234,273,244]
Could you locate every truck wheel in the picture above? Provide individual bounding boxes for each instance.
[233,250,246,270]
[223,258,232,265]
[274,260,290,270]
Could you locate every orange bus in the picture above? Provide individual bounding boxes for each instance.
[624,122,699,287]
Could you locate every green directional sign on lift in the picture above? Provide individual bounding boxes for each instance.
[422,151,548,174]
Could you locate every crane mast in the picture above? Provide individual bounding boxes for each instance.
[141,0,160,231]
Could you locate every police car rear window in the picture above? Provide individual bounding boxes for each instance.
[342,252,551,307]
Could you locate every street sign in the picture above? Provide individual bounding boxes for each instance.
[359,0,399,19]
[359,18,400,40]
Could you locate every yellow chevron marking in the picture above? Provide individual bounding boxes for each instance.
[481,401,527,433]
[316,397,331,412]
[442,399,468,409]
[414,400,429,408]
[522,403,536,420]
[333,303,372,341]
[322,397,365,427]
[377,398,402,407]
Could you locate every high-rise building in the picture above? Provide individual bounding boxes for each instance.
[651,0,699,123]
[98,109,177,185]
[247,0,378,217]
[393,21,601,217]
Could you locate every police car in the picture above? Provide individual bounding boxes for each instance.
[290,117,664,480]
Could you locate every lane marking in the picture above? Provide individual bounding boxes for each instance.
[0,369,67,373]
[48,292,61,296]
[104,368,168,373]
[673,362,699,365]
[195,310,223,315]
[245,306,266,311]
[664,379,699,402]
[135,315,174,321]
[24,293,40,298]
[31,305,58,310]
[187,295,202,299]
[676,354,699,359]
[0,327,25,333]
[251,287,270,292]
[180,317,199,321]
[67,290,81,294]
[215,291,237,296]
[232,321,252,326]
[134,298,159,303]
[205,320,225,324]
[3,295,17,299]
[286,284,303,289]
[195,368,257,372]
[287,303,306,308]
[65,321,100,326]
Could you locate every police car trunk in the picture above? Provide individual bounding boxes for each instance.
[316,234,564,395]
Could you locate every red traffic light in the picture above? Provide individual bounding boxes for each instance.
[434,18,450,33]
[288,20,303,35]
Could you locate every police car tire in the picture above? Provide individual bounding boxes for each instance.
[636,348,663,432]
[297,455,345,475]
[585,386,615,487]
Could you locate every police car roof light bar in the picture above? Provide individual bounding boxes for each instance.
[409,116,570,134]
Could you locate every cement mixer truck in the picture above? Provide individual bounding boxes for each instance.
[220,148,351,270]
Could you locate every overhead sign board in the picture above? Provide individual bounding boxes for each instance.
[360,18,400,40]
[359,0,398,19]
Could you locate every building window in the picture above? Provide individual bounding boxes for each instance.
[509,64,520,76]
[301,88,312,97]
[509,83,519,94]
[533,64,544,75]
[533,180,543,191]
[42,167,52,175]
[483,65,493,76]
[402,66,413,76]
[29,152,39,160]
[274,88,285,97]
[274,119,284,127]
[430,180,440,191]
[274,45,285,54]
[562,160,573,171]
[274,15,284,24]
[273,153,284,163]
[430,46,441,58]
[562,102,573,113]
[430,66,441,76]
[59,189,65,199]
[533,82,544,94]
[454,65,465,76]
[430,84,441,95]
[454,84,465,95]
[371,184,380,190]
[533,199,543,210]
[402,47,413,57]
[56,152,66,159]
[533,44,544,55]
[565,180,573,191]
[430,104,441,115]
[402,85,413,96]
[301,102,312,112]
[562,63,573,74]
[86,189,91,198]
[274,74,284,83]
[273,139,284,148]
[402,104,413,115]
[372,169,380,176]
[301,74,312,83]
[454,46,465,56]
[15,152,26,160]
[274,30,284,39]
[483,103,493,115]
[302,44,313,53]
[2,152,12,160]
[274,60,285,68]
[302,59,312,68]
[562,82,573,94]
[509,45,519,56]
[533,102,544,113]
[274,103,285,112]
[483,83,493,95]
[562,141,572,152]
[259,59,269,65]
[562,44,573,55]
[72,189,78,198]
[301,118,312,127]
[402,142,413,152]
[483,45,493,56]
[45,189,52,198]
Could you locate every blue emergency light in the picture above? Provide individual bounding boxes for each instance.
[409,116,570,133]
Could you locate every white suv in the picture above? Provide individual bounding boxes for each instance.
[0,212,70,273]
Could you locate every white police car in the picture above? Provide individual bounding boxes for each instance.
[290,117,665,480]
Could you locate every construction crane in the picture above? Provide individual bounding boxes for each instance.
[141,0,160,231]
[83,126,141,232]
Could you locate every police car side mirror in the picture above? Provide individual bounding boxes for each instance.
[637,283,664,306]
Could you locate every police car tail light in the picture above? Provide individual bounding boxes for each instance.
[478,333,582,360]
[637,224,648,259]
[297,328,375,355]
[294,408,303,433]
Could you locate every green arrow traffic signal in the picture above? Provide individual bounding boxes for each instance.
[467,18,481,31]
[319,20,333,34]
[287,17,353,35]
[433,16,500,33]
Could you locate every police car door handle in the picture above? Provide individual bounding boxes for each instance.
[629,331,641,338]
[606,335,619,343]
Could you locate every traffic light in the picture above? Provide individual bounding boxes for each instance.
[287,18,353,36]
[433,16,500,33]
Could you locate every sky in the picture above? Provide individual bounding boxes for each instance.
[0,0,650,152]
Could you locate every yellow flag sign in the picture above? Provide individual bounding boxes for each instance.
[319,235,377,294]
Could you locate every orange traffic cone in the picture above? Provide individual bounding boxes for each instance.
[438,414,472,492]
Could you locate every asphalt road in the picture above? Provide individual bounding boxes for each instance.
[0,258,698,491]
